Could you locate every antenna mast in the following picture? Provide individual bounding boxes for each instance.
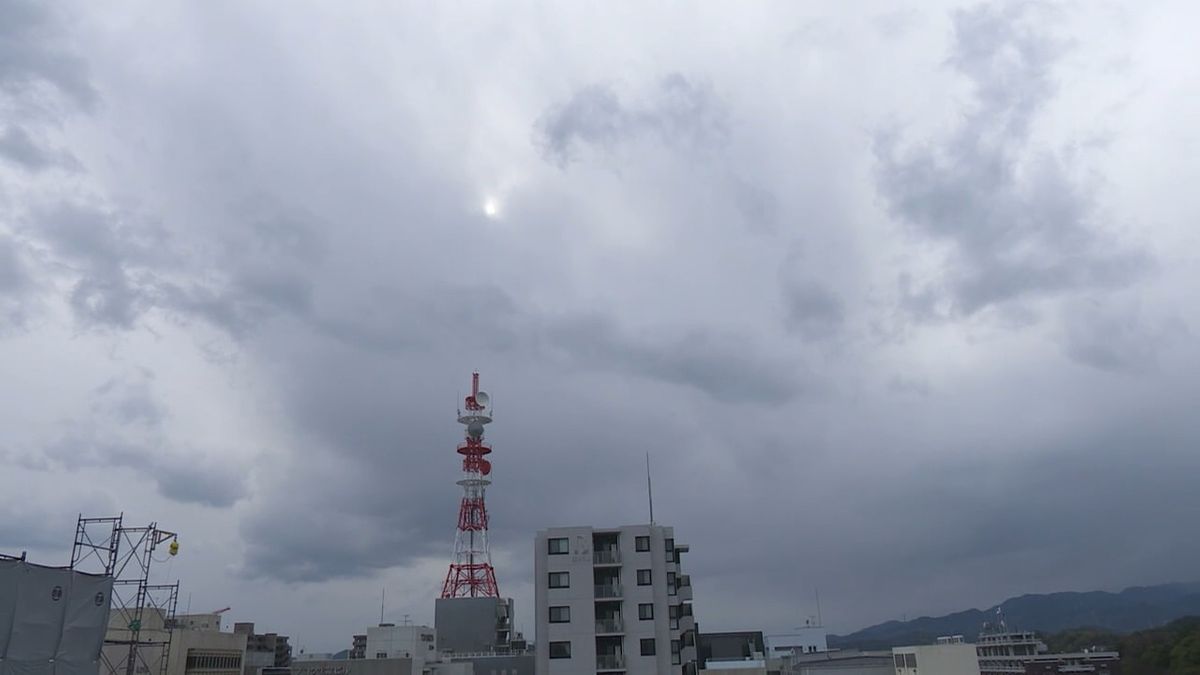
[646,452,655,524]
[440,372,500,598]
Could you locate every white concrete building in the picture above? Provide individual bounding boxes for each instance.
[892,641,981,675]
[767,626,828,657]
[365,623,437,670]
[535,524,697,674]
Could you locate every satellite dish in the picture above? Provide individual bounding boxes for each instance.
[474,391,490,407]
[467,422,484,439]
[480,459,492,476]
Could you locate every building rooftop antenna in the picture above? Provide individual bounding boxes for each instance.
[646,452,655,524]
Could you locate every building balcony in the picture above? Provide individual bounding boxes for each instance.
[679,614,696,633]
[596,654,626,671]
[593,550,621,565]
[595,618,624,634]
[594,584,623,599]
[678,584,693,601]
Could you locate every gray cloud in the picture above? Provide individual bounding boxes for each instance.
[7,375,249,508]
[31,435,250,509]
[0,125,78,171]
[544,314,801,405]
[782,278,845,340]
[0,234,32,330]
[535,73,728,167]
[1,0,1197,653]
[1060,297,1188,373]
[874,3,1148,318]
[0,0,96,108]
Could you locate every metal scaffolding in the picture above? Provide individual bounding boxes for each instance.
[72,514,179,675]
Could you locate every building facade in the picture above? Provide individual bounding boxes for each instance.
[780,649,893,675]
[233,623,292,675]
[1023,651,1120,675]
[434,597,514,655]
[976,628,1045,675]
[535,524,697,674]
[892,641,982,675]
[364,623,437,667]
[767,626,828,657]
[698,631,766,669]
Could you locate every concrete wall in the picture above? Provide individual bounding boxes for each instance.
[449,653,534,674]
[893,643,981,675]
[435,597,510,654]
[289,658,413,675]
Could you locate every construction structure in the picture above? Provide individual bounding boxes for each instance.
[440,373,500,599]
[72,515,179,675]
[0,552,114,675]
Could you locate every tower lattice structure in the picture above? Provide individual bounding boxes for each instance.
[441,372,500,598]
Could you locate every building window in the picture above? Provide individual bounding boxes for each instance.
[641,638,656,656]
[549,641,571,659]
[638,603,654,620]
[376,652,387,658]
[549,606,570,623]
[665,538,674,551]
[637,569,652,586]
[904,653,917,668]
[548,571,569,588]
[635,536,650,552]
[548,537,569,555]
[671,639,682,665]
[667,571,676,595]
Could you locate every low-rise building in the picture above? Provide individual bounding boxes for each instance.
[1023,651,1121,674]
[893,639,981,675]
[778,648,893,674]
[365,623,437,663]
[234,622,292,675]
[767,626,828,657]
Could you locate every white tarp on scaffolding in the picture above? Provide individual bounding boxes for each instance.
[0,559,113,675]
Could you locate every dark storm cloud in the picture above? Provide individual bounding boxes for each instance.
[873,3,1148,317]
[535,73,728,167]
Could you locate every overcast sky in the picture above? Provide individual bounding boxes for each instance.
[3,0,1200,653]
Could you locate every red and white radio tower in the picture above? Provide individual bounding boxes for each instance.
[440,372,500,598]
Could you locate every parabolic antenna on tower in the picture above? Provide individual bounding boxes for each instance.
[475,390,490,407]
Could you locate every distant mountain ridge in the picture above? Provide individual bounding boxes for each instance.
[828,582,1200,650]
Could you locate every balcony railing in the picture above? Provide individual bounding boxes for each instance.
[594,584,623,599]
[597,654,625,670]
[596,618,624,634]
[593,549,621,565]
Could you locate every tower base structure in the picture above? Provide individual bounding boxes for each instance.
[435,596,515,655]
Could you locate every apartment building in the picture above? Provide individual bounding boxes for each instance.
[535,524,698,674]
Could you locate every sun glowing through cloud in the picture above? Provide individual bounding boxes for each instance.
[483,197,500,218]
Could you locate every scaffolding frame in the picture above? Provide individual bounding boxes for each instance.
[72,514,179,675]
